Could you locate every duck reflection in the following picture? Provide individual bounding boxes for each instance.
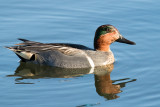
[8,62,136,100]
[94,65,136,100]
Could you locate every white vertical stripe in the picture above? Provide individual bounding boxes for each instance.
[89,67,95,74]
[85,55,95,67]
[82,52,95,68]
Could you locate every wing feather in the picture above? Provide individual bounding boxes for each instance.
[7,38,86,56]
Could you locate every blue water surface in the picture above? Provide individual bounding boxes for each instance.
[0,0,160,107]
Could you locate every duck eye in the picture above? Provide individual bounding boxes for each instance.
[106,27,113,32]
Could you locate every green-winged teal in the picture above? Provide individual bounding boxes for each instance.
[6,24,135,68]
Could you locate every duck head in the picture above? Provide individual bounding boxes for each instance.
[94,24,135,52]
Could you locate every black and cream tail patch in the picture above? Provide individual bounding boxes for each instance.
[6,47,34,61]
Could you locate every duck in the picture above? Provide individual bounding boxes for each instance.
[6,24,135,68]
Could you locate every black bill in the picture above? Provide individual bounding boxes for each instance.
[116,35,136,45]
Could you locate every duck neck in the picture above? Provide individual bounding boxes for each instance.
[95,44,111,52]
[94,37,111,52]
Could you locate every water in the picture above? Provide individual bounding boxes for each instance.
[0,0,160,106]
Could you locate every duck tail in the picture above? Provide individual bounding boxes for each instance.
[5,46,34,61]
[18,38,30,42]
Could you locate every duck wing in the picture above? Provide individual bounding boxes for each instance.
[6,38,91,61]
